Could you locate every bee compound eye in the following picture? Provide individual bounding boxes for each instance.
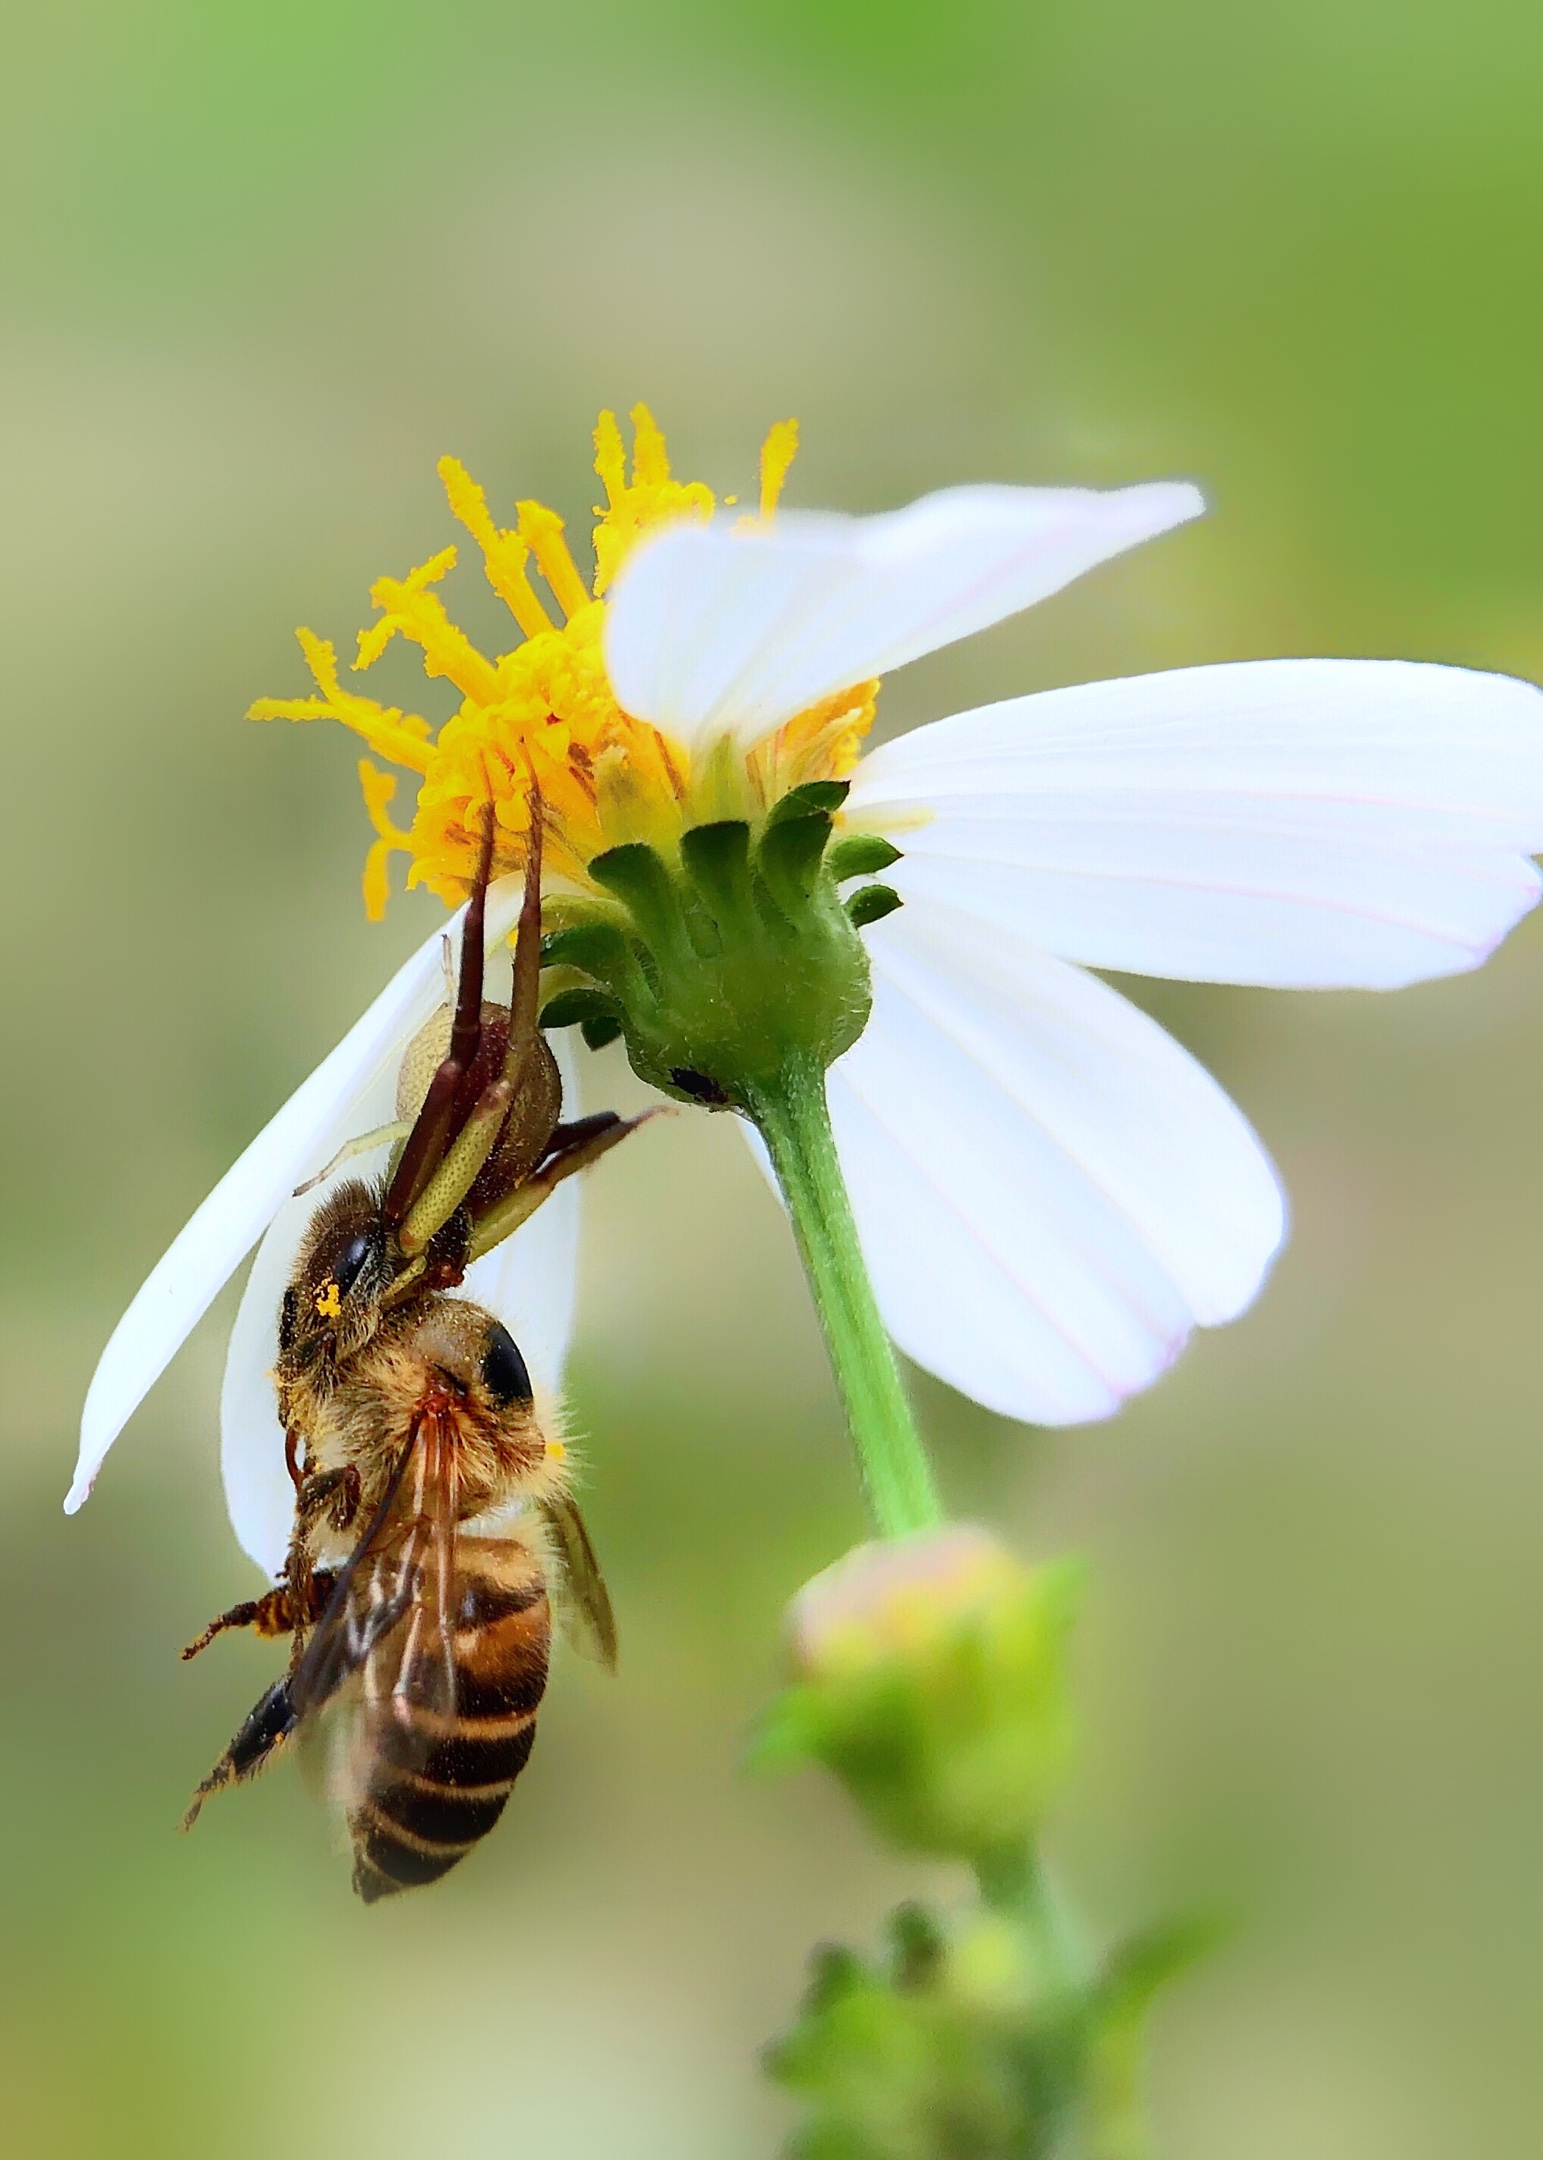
[480,1321,533,1410]
[333,1230,377,1297]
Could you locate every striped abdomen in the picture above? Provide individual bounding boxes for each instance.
[348,1537,550,1903]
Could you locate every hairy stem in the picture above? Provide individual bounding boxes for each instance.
[747,1056,943,1539]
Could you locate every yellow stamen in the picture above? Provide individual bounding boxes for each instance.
[357,760,416,922]
[593,410,628,510]
[439,458,554,641]
[759,419,799,517]
[356,549,502,706]
[590,405,715,594]
[516,500,592,621]
[248,630,433,773]
[630,402,670,486]
[253,408,875,919]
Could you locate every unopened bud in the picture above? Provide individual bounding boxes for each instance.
[753,1527,1080,1860]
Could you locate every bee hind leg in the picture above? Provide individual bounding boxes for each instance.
[180,1677,299,1831]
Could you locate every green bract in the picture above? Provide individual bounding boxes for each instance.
[539,780,901,1108]
[767,1897,1220,2160]
[767,1903,1087,2160]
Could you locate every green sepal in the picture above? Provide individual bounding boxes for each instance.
[765,778,851,826]
[541,921,629,973]
[803,1942,869,2018]
[680,818,753,923]
[539,986,619,1032]
[888,1902,945,1991]
[758,810,835,911]
[846,885,902,929]
[580,1012,623,1050]
[767,1897,1094,2160]
[827,833,902,882]
[539,921,649,1005]
[588,841,687,957]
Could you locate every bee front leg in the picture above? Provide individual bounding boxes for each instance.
[296,1464,363,1536]
[282,1466,362,1665]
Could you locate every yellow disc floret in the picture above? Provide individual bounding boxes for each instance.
[250,406,878,918]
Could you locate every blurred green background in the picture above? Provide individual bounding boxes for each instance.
[5,0,1543,2152]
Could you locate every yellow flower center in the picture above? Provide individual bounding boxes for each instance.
[249,406,879,919]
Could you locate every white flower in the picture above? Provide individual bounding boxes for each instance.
[68,880,582,1578]
[603,487,1543,1423]
[73,458,1543,1559]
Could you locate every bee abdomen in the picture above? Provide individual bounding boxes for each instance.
[350,1565,550,1903]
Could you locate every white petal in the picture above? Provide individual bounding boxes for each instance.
[220,1035,584,1581]
[809,898,1285,1426]
[68,881,526,1516]
[848,660,1543,989]
[604,482,1203,752]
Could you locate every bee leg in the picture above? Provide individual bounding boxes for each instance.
[181,1569,339,1661]
[296,1464,363,1534]
[280,1467,362,1663]
[382,802,497,1229]
[179,1565,343,1829]
[181,1679,299,1830]
[181,1586,299,1661]
[292,1121,413,1198]
[465,1106,661,1265]
[395,791,549,1262]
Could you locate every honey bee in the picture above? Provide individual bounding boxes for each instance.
[181,796,643,1899]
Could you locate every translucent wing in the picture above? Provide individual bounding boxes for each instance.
[182,1417,437,1826]
[538,1490,618,1674]
[326,1412,463,1812]
[289,1432,441,1725]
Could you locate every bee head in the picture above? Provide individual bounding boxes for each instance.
[281,1181,392,1370]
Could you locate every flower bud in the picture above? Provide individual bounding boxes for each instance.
[752,1527,1081,1860]
[765,1899,1087,2160]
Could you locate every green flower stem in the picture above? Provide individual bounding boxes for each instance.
[976,1842,1092,1993]
[746,1055,943,1539]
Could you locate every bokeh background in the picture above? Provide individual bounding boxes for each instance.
[4,1,1543,2152]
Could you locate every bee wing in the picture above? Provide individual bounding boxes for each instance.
[327,1414,466,1811]
[537,1491,618,1674]
[183,1414,441,1830]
